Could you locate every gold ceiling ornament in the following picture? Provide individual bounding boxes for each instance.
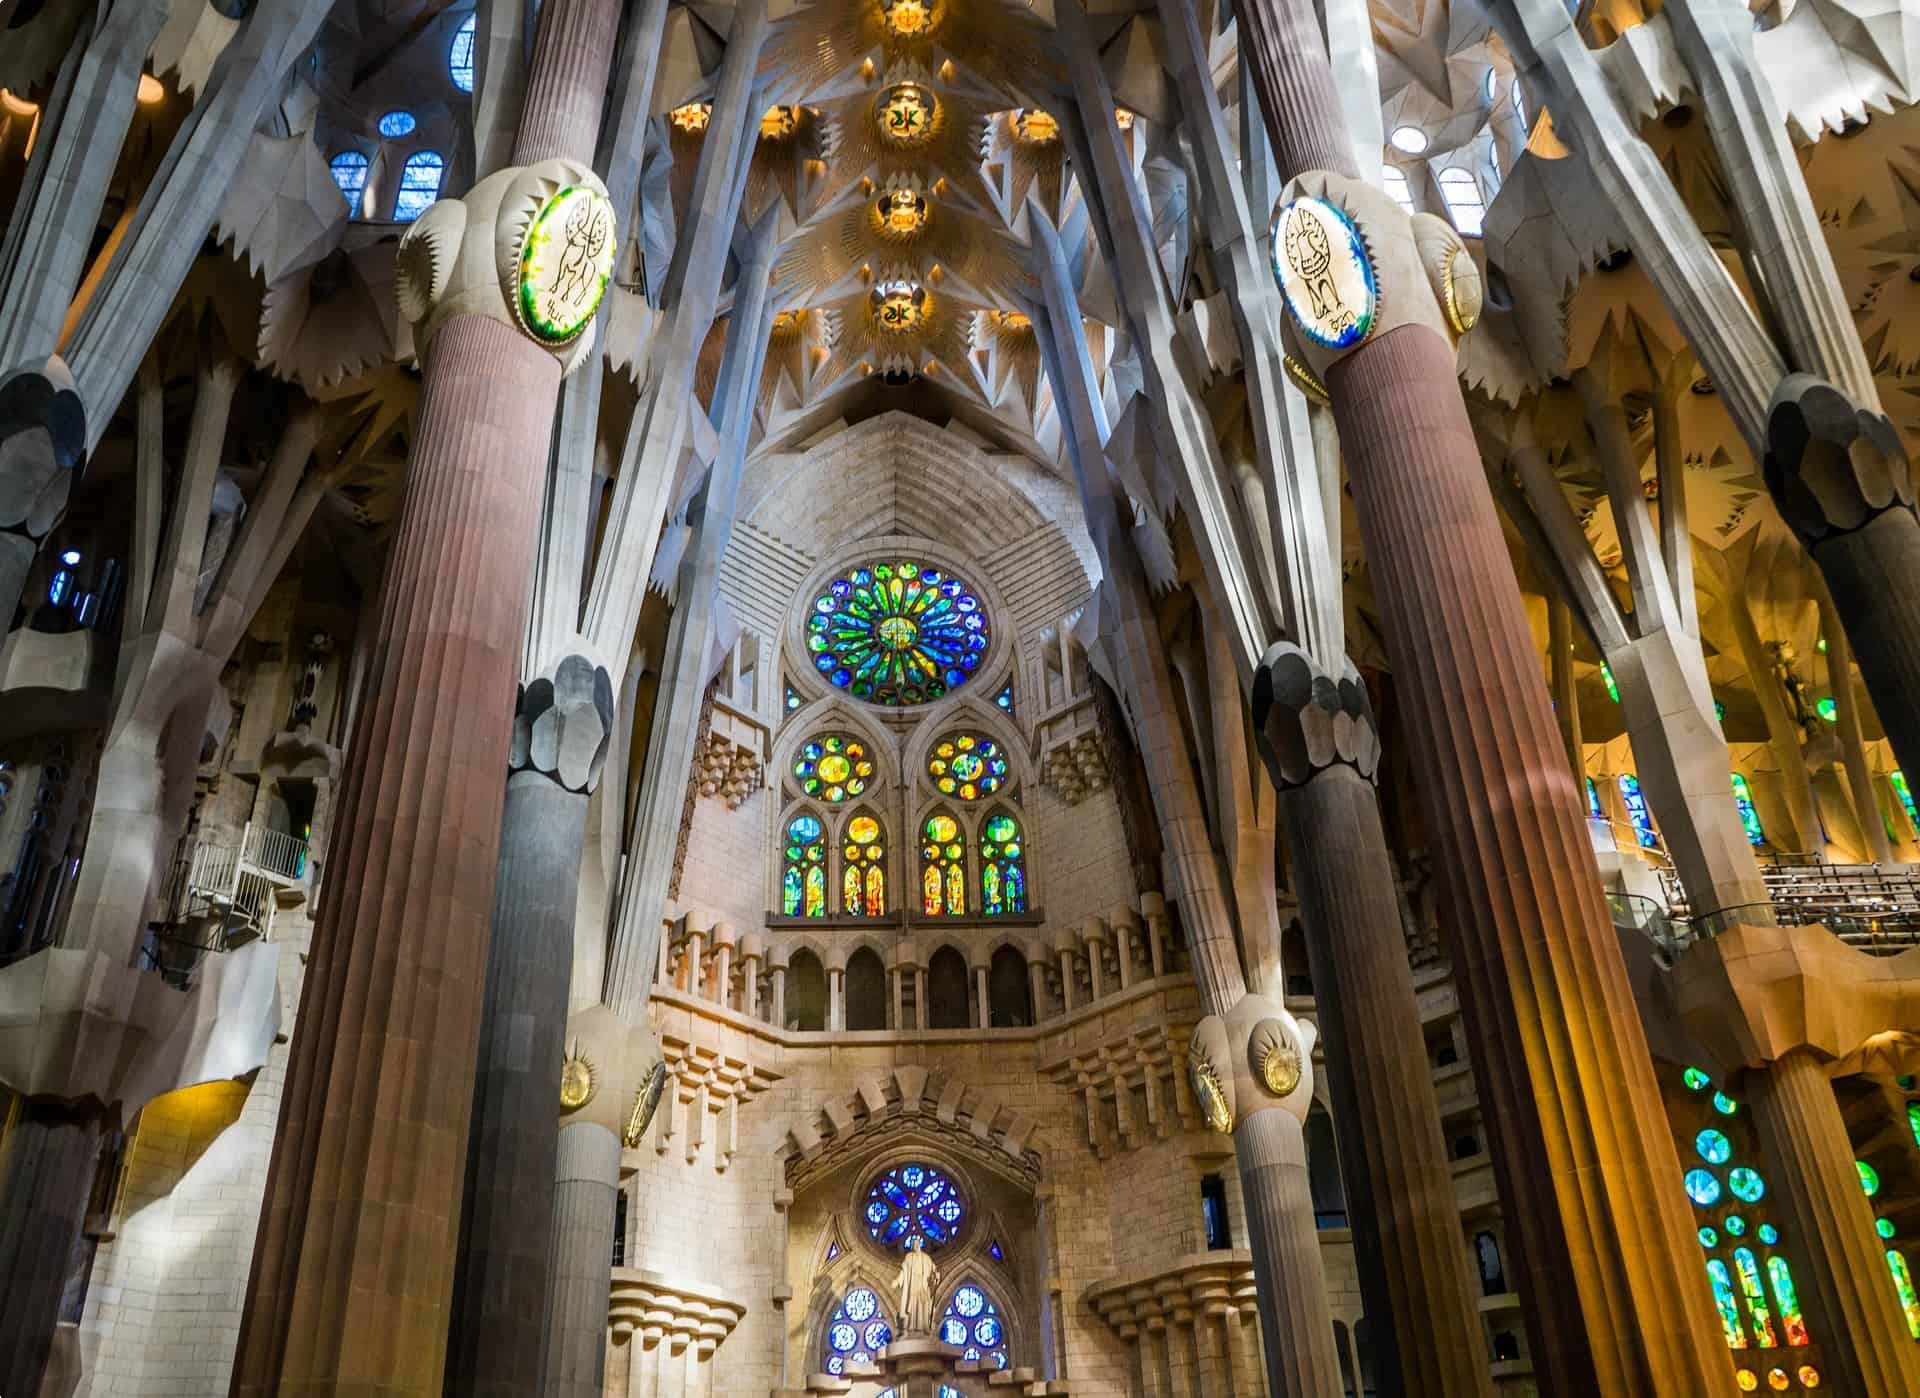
[1013,108,1060,145]
[879,0,943,38]
[772,308,806,333]
[559,1044,597,1110]
[669,102,711,134]
[759,105,800,140]
[1114,107,1135,130]
[623,1059,669,1148]
[990,309,1031,332]
[871,280,927,333]
[877,82,936,145]
[874,187,930,238]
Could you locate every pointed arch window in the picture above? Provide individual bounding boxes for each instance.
[1731,773,1765,846]
[1618,774,1657,849]
[939,1283,1008,1370]
[329,151,370,210]
[842,811,886,916]
[822,1285,891,1375]
[1437,167,1486,236]
[784,812,827,917]
[980,809,1025,915]
[1381,165,1415,213]
[922,811,966,915]
[394,151,444,221]
[449,13,476,92]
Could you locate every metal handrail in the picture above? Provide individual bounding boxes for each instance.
[242,822,309,881]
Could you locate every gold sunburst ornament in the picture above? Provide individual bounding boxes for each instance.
[880,0,941,37]
[878,84,935,145]
[559,1045,597,1110]
[1014,108,1060,145]
[1251,1019,1302,1097]
[1188,1038,1234,1134]
[623,1059,668,1148]
[872,280,926,333]
[669,102,711,133]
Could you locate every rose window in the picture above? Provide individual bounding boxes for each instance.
[927,733,1007,800]
[806,561,988,705]
[794,733,873,802]
[865,1162,965,1251]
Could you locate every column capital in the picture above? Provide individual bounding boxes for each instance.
[0,354,86,543]
[509,652,616,792]
[1251,642,1380,790]
[1188,991,1318,1130]
[1764,373,1915,546]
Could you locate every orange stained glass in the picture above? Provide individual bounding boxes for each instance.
[923,863,942,914]
[945,861,964,913]
[865,866,885,917]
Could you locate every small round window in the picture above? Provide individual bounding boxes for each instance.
[865,1162,964,1251]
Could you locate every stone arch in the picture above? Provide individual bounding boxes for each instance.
[903,695,1033,799]
[787,946,829,1031]
[844,945,888,1030]
[1305,1099,1346,1228]
[986,943,1031,1027]
[780,1064,1046,1195]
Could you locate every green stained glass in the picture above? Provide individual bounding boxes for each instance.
[1729,1169,1766,1204]
[1731,773,1765,846]
[1909,1102,1920,1150]
[1888,1250,1920,1339]
[1734,1248,1776,1347]
[979,809,1025,916]
[807,561,989,705]
[1767,1255,1809,1346]
[1726,1215,1747,1236]
[1699,1227,1719,1248]
[1757,1223,1776,1245]
[1683,1067,1713,1091]
[1715,1092,1739,1116]
[1892,771,1919,830]
[1879,1218,1898,1240]
[1697,1129,1732,1165]
[1860,1161,1881,1197]
[1816,696,1838,722]
[783,814,826,918]
[1601,663,1620,702]
[1707,1259,1748,1349]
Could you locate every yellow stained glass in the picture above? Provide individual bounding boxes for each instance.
[850,816,880,843]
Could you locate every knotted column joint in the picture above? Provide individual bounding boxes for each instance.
[1251,641,1380,791]
[1764,373,1915,545]
[510,651,616,792]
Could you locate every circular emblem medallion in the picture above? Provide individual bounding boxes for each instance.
[1269,195,1377,351]
[515,185,617,346]
[559,1053,596,1110]
[624,1058,668,1147]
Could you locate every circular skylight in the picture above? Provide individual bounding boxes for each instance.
[1389,124,1429,155]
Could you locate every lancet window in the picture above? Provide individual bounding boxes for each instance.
[938,1283,1008,1370]
[979,809,1025,916]
[842,812,886,917]
[783,812,827,918]
[395,151,444,221]
[922,812,966,915]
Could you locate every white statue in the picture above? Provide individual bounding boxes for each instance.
[895,1236,941,1335]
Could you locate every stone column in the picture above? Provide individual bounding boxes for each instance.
[684,924,707,1001]
[544,1122,622,1398]
[1730,583,1823,854]
[1143,892,1169,977]
[710,925,734,1008]
[1027,959,1048,1022]
[1253,644,1491,1396]
[1817,585,1894,864]
[1232,1107,1340,1396]
[914,965,928,1029]
[1548,596,1584,787]
[232,0,620,1389]
[894,965,907,1031]
[1744,1048,1920,1394]
[769,955,787,1030]
[741,937,763,1020]
[1055,947,1077,1012]
[0,1100,102,1397]
[447,658,613,1398]
[1112,908,1140,990]
[1085,919,1109,1001]
[829,966,844,1031]
[974,964,990,1028]
[1234,0,1732,1387]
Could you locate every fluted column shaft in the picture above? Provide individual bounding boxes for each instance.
[1232,1109,1341,1395]
[1277,763,1491,1396]
[1745,1048,1920,1394]
[1810,510,1920,786]
[1321,324,1730,1392]
[545,1122,622,1398]
[0,1100,102,1397]
[511,0,620,166]
[232,315,558,1397]
[447,772,594,1395]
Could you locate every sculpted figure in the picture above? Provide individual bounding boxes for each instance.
[896,1236,941,1335]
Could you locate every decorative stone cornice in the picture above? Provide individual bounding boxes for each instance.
[607,1268,746,1354]
[1763,373,1915,545]
[653,1030,781,1171]
[508,652,614,792]
[1250,642,1380,790]
[781,1064,1044,1189]
[1085,1250,1260,1337]
[1043,1021,1202,1158]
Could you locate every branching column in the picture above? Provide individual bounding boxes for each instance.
[1235,0,1732,1389]
[231,0,618,1390]
[1254,646,1492,1396]
[0,1101,102,1397]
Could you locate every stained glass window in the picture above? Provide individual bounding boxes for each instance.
[785,683,802,714]
[1586,776,1603,819]
[1734,1247,1777,1347]
[795,733,873,802]
[1766,1255,1808,1346]
[922,812,965,915]
[1859,1160,1881,1197]
[1909,1102,1920,1149]
[394,151,444,221]
[329,151,370,210]
[1889,1250,1920,1338]
[1731,773,1765,846]
[378,110,417,137]
[1708,1259,1748,1348]
[865,1163,965,1251]
[928,734,1007,801]
[940,1283,1009,1369]
[1683,1066,1712,1091]
[1618,774,1657,848]
[1729,1168,1766,1203]
[449,14,475,92]
[1381,165,1415,213]
[1715,1092,1739,1116]
[823,1285,892,1374]
[783,813,826,918]
[806,561,988,705]
[980,810,1025,916]
[843,812,886,917]
[1893,770,1918,830]
[1697,1130,1732,1165]
[995,682,1013,714]
[1601,663,1620,702]
[1685,1169,1722,1207]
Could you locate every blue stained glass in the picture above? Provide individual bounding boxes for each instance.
[864,1321,891,1350]
[954,1286,985,1317]
[1618,773,1657,848]
[1697,1129,1732,1165]
[1586,776,1603,818]
[806,560,990,705]
[940,1282,1011,1371]
[448,14,475,92]
[394,151,444,221]
[378,110,417,136]
[866,1163,965,1252]
[942,1318,968,1345]
[989,1240,1004,1260]
[830,1323,857,1352]
[1759,1224,1779,1246]
[844,1288,878,1322]
[329,151,370,209]
[1685,1169,1722,1207]
[1731,773,1765,846]
[827,1356,844,1375]
[976,1316,1001,1345]
[1729,1168,1766,1203]
[996,682,1014,713]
